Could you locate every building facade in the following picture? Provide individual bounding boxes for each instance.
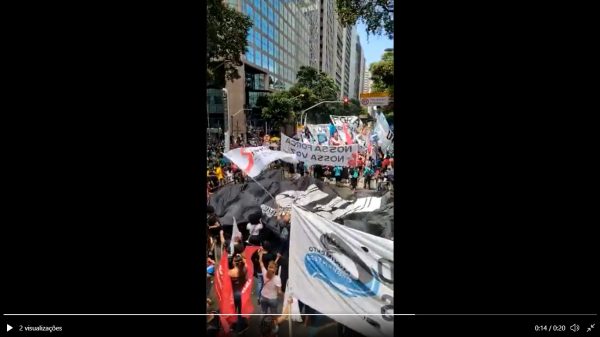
[348,27,364,100]
[207,0,363,138]
[214,0,312,139]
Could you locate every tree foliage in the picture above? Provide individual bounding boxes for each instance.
[261,91,297,131]
[260,66,365,127]
[290,66,341,124]
[369,50,394,94]
[370,50,394,121]
[336,0,394,39]
[207,0,253,83]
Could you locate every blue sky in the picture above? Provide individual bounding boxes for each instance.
[357,22,394,69]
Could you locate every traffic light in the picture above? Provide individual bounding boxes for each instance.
[343,97,348,104]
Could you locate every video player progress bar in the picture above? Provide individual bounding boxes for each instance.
[3,314,597,316]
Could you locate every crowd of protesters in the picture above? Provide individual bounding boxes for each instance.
[288,126,395,193]
[206,203,312,337]
[206,127,393,336]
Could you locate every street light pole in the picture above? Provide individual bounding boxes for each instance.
[300,100,342,125]
[230,108,252,145]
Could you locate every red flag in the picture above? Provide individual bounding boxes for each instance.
[219,246,261,327]
[213,253,235,334]
[239,246,260,317]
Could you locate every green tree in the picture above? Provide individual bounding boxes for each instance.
[330,98,363,117]
[369,50,394,120]
[207,0,253,83]
[289,66,341,124]
[369,50,394,93]
[335,0,394,39]
[261,91,296,131]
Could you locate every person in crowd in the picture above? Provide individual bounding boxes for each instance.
[259,297,294,337]
[206,233,216,297]
[206,205,216,220]
[363,164,374,190]
[303,127,314,143]
[207,215,222,240]
[329,130,343,146]
[215,164,224,186]
[246,212,264,246]
[228,253,248,333]
[304,305,326,337]
[333,166,343,186]
[350,166,359,191]
[276,211,291,255]
[258,249,283,315]
[206,299,220,337]
[374,168,383,191]
[225,166,234,184]
[207,166,219,190]
[323,166,332,183]
[382,155,390,171]
[263,134,271,147]
[297,161,305,177]
[252,240,276,304]
[383,164,394,190]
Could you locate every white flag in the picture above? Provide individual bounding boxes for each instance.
[373,112,393,153]
[289,205,394,337]
[224,146,298,178]
[230,216,242,254]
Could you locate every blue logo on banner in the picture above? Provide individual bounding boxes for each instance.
[304,253,380,297]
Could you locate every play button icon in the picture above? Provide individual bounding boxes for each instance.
[7,324,13,332]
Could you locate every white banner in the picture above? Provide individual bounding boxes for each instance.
[223,146,298,178]
[289,205,394,337]
[280,134,358,167]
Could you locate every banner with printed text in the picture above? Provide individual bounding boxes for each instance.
[280,133,359,167]
[289,205,394,337]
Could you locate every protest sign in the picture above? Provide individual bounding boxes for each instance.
[280,133,358,167]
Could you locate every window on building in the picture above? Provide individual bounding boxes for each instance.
[254,0,260,10]
[268,41,274,56]
[262,37,268,53]
[248,28,254,43]
[268,6,274,23]
[262,55,269,69]
[268,58,274,72]
[246,46,255,63]
[254,33,261,50]
[261,16,267,32]
[268,24,274,39]
[256,51,262,67]
[261,1,267,15]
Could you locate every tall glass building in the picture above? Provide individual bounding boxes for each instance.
[239,0,311,90]
[207,0,361,139]
[212,0,312,139]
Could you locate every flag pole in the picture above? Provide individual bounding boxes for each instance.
[287,280,293,337]
[246,174,277,204]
